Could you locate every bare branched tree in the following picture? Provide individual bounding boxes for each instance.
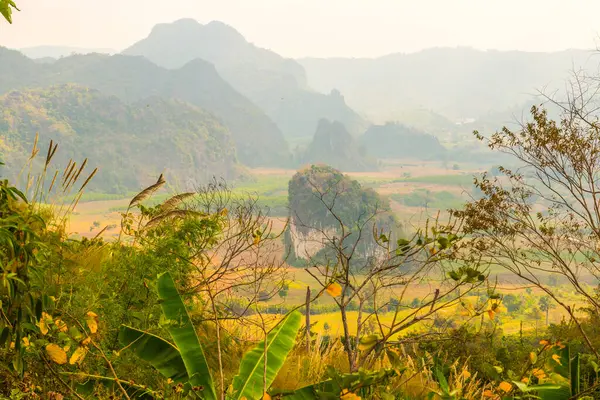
[453,65,600,360]
[287,166,485,372]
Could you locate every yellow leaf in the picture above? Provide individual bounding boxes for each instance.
[38,312,52,335]
[69,346,87,365]
[529,352,537,364]
[220,208,228,216]
[498,381,512,393]
[85,312,98,334]
[326,282,342,297]
[38,319,48,335]
[81,337,91,346]
[461,370,471,379]
[46,344,68,365]
[552,354,563,366]
[556,341,566,349]
[54,318,68,333]
[532,368,546,378]
[483,390,494,398]
[340,389,361,400]
[487,310,495,320]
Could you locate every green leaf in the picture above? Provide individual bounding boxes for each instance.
[0,0,18,24]
[529,383,571,400]
[157,272,216,400]
[433,365,449,394]
[448,270,461,281]
[232,311,302,400]
[61,372,158,399]
[570,353,580,396]
[118,325,188,383]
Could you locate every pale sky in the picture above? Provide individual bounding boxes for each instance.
[1,0,599,58]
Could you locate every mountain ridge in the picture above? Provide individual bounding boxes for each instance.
[122,19,368,138]
[0,47,291,167]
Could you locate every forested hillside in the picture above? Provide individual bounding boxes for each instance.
[123,19,368,138]
[0,47,290,167]
[0,85,241,192]
[301,119,377,171]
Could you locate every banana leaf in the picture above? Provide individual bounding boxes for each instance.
[157,272,217,400]
[118,325,188,383]
[231,311,302,400]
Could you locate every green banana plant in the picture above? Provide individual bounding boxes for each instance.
[118,271,302,399]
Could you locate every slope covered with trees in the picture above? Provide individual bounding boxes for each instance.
[0,85,242,192]
[0,47,290,167]
[122,19,368,138]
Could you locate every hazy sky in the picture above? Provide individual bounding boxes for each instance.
[1,0,600,58]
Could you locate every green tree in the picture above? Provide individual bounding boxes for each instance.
[539,296,555,326]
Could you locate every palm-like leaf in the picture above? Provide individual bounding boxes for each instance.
[118,325,188,383]
[157,272,217,400]
[231,311,302,400]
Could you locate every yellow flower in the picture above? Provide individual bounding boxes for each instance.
[326,282,342,297]
[498,381,512,393]
[521,377,529,383]
[22,337,30,347]
[487,310,495,320]
[461,370,471,379]
[262,394,271,400]
[539,339,550,347]
[482,389,495,398]
[556,341,566,349]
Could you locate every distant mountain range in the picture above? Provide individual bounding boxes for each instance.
[122,19,368,138]
[3,19,597,192]
[299,47,597,123]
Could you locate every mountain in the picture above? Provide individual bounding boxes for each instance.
[0,47,290,167]
[301,119,377,172]
[0,85,242,193]
[299,47,595,123]
[122,19,368,138]
[359,123,447,160]
[19,46,116,59]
